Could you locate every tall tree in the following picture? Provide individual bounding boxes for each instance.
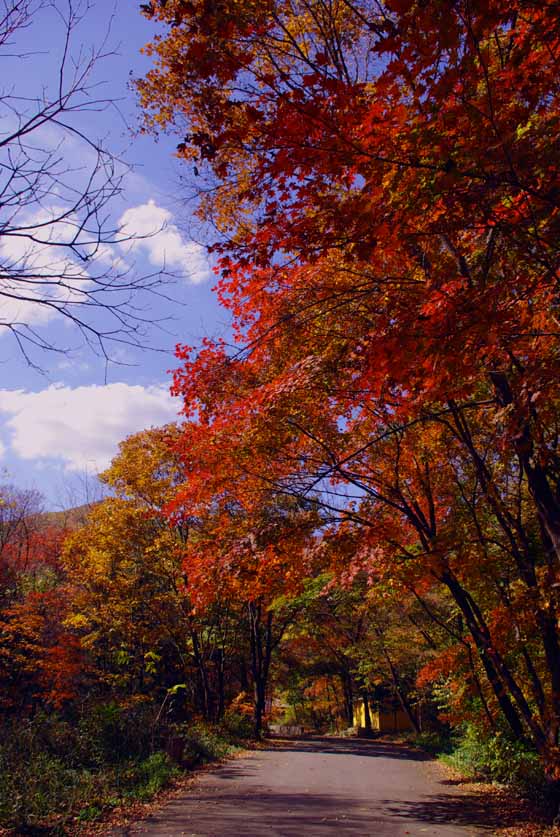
[177,485,320,736]
[140,0,560,773]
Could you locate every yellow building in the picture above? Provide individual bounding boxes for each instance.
[353,700,415,732]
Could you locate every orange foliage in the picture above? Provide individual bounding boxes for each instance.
[140,0,560,772]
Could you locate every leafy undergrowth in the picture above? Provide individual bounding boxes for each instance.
[404,725,560,836]
[0,707,250,836]
[433,761,560,837]
[440,725,545,796]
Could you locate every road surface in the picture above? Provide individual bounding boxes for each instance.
[125,737,495,836]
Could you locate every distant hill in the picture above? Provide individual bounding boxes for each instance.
[37,504,95,531]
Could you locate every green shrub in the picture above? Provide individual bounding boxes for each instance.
[0,708,180,831]
[0,749,84,828]
[221,709,254,741]
[188,723,234,760]
[77,701,156,765]
[77,804,104,822]
[0,704,249,831]
[117,752,179,802]
[0,749,179,830]
[443,723,544,793]
[412,729,454,755]
[173,722,238,764]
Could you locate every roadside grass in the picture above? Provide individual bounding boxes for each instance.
[406,724,560,836]
[408,724,548,801]
[0,706,251,835]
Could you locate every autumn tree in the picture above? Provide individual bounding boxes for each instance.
[175,472,320,736]
[62,426,248,722]
[0,484,42,599]
[138,0,560,772]
[0,483,83,712]
[0,588,83,713]
[62,427,203,709]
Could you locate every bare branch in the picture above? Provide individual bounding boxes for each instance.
[0,0,178,368]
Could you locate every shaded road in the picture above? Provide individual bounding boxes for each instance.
[126,737,495,836]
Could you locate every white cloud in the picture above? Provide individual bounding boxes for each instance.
[85,242,128,272]
[0,198,209,339]
[0,382,179,472]
[119,200,210,284]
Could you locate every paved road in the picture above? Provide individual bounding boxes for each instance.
[127,738,494,836]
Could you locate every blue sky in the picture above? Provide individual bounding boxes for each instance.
[0,0,227,506]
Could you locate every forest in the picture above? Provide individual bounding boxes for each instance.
[1,0,560,832]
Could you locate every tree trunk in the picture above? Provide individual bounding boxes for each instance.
[361,688,373,736]
[248,601,273,739]
[216,647,225,720]
[190,624,212,721]
[341,670,354,727]
[450,395,560,745]
[465,641,496,729]
[375,628,420,734]
[442,569,536,743]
